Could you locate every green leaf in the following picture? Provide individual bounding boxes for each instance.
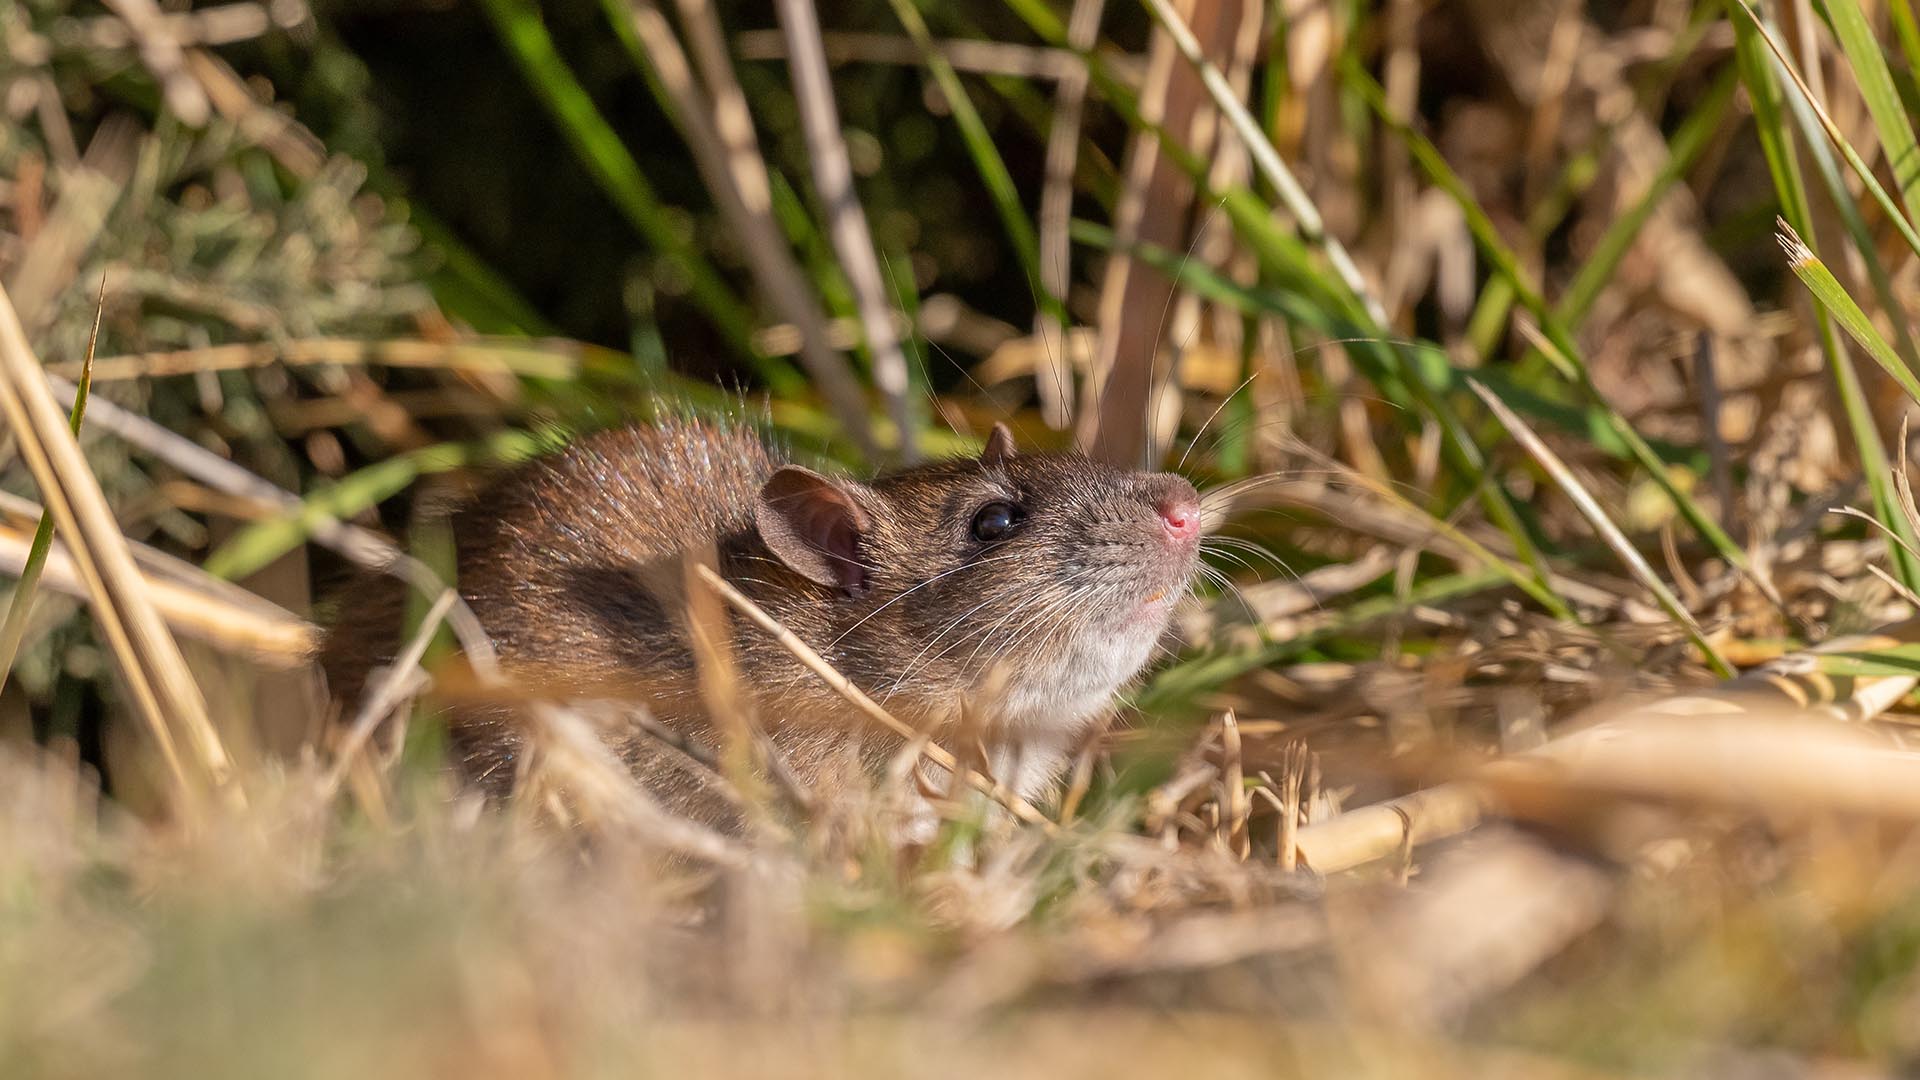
[1731,0,1920,262]
[1728,0,1920,593]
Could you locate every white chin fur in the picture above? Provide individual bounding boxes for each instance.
[993,613,1166,736]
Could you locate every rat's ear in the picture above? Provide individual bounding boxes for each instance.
[755,466,872,594]
[981,422,1017,467]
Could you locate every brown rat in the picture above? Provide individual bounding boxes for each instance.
[321,416,1201,827]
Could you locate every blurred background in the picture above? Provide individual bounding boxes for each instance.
[11,0,1920,1074]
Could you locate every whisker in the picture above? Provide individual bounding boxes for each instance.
[1121,197,1222,470]
[881,589,1017,700]
[1200,535,1296,576]
[828,551,1027,649]
[972,588,1089,693]
[962,572,1089,674]
[1193,562,1261,626]
[1177,369,1261,473]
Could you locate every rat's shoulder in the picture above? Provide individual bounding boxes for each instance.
[561,414,783,475]
[461,416,783,563]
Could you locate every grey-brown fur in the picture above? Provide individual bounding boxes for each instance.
[321,417,1199,827]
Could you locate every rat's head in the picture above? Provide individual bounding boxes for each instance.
[753,424,1200,730]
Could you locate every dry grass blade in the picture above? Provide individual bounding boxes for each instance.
[320,588,458,799]
[691,562,1054,829]
[525,701,753,867]
[770,0,917,461]
[182,49,325,178]
[7,119,136,334]
[44,373,393,568]
[1483,712,1920,819]
[1467,378,1733,678]
[0,284,233,804]
[46,337,586,382]
[1031,0,1107,429]
[1730,0,1920,260]
[616,0,879,461]
[0,275,98,692]
[1220,709,1248,857]
[1275,741,1307,872]
[1214,439,1574,619]
[1294,782,1486,875]
[1777,220,1920,404]
[1076,1,1217,464]
[734,29,1106,81]
[98,0,212,125]
[679,546,812,817]
[0,517,316,667]
[35,1,306,51]
[1296,621,1920,873]
[41,372,496,666]
[1140,0,1388,327]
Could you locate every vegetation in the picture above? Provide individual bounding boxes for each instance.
[7,0,1920,1073]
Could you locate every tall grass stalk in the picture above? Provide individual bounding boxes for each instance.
[0,288,96,693]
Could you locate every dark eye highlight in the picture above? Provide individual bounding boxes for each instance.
[969,500,1023,542]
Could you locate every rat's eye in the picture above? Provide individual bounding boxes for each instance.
[969,500,1024,542]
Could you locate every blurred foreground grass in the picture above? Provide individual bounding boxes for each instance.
[10,0,1920,1074]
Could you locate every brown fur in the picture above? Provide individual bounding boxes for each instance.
[321,417,1199,826]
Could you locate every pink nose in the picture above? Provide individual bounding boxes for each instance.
[1158,496,1200,541]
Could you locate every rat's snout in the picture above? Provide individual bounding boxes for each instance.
[1150,476,1201,546]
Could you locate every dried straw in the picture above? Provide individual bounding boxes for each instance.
[622,0,878,461]
[691,563,1054,829]
[0,284,234,803]
[1295,620,1920,873]
[0,518,315,666]
[770,0,918,460]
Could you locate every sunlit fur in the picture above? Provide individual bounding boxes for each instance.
[322,417,1200,826]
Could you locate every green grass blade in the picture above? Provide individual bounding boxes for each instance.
[1730,5,1920,592]
[474,0,765,367]
[1344,58,1782,614]
[1891,0,1920,86]
[998,0,1065,40]
[1732,0,1920,261]
[1306,452,1578,620]
[1137,570,1512,709]
[1069,217,1670,462]
[1555,65,1737,326]
[1010,0,1563,609]
[1778,233,1920,592]
[0,292,97,691]
[1340,60,1565,367]
[204,428,556,582]
[1205,199,1568,606]
[1816,643,1920,678]
[1779,221,1920,404]
[1728,1,1815,229]
[1780,59,1920,376]
[1468,380,1735,678]
[881,0,1062,324]
[1143,0,1388,326]
[1825,0,1920,225]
